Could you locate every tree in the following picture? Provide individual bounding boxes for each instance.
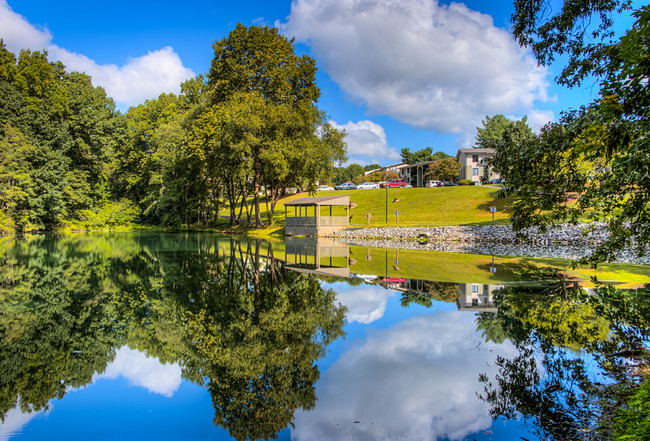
[204,24,346,227]
[400,147,449,164]
[491,5,650,264]
[510,0,633,87]
[423,158,461,182]
[478,283,650,440]
[474,114,533,149]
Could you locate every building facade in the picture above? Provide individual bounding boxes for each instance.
[456,148,499,184]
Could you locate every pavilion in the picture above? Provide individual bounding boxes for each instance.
[284,195,350,236]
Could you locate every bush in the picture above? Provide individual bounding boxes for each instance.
[76,199,140,229]
[459,180,476,186]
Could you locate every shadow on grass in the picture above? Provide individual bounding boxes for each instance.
[476,191,515,216]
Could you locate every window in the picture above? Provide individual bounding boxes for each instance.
[472,298,479,306]
[471,284,479,293]
[472,168,479,176]
[472,154,479,162]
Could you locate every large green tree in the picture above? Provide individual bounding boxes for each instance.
[491,3,650,264]
[202,24,346,227]
[474,114,533,149]
[0,41,127,231]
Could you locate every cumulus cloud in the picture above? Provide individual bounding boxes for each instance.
[94,347,182,397]
[282,0,552,133]
[330,120,401,165]
[527,109,555,132]
[0,406,46,440]
[292,311,518,440]
[334,283,396,324]
[0,0,194,108]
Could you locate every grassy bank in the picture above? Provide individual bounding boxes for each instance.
[239,185,512,229]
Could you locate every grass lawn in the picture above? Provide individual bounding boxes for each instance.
[222,186,513,230]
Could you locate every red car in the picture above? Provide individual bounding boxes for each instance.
[380,179,407,188]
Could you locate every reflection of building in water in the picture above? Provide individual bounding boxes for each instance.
[456,283,503,312]
[284,237,350,278]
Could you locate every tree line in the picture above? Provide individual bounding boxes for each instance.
[0,24,347,232]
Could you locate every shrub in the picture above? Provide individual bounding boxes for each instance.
[459,180,476,186]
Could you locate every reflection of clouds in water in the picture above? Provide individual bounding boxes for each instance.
[292,311,517,440]
[0,407,46,440]
[94,347,182,397]
[334,284,396,324]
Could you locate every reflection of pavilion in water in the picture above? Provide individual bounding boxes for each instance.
[284,237,350,278]
[283,237,505,312]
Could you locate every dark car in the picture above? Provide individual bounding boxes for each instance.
[487,179,504,185]
[380,179,407,188]
[442,181,457,186]
[335,182,357,190]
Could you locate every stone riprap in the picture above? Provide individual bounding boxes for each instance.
[327,224,650,264]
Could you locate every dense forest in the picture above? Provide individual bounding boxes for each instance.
[0,24,347,233]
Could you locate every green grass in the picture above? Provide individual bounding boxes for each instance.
[235,186,514,228]
[344,245,649,287]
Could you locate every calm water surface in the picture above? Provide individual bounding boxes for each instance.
[0,233,648,440]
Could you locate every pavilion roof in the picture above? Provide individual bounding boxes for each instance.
[284,195,350,207]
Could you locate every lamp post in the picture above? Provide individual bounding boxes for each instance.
[385,185,388,225]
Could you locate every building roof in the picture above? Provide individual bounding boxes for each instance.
[283,195,350,206]
[456,148,496,160]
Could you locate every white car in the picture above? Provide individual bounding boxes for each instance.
[425,180,443,187]
[317,185,334,191]
[356,182,379,189]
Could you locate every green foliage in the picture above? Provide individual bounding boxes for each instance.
[195,24,347,227]
[478,283,650,440]
[458,179,475,185]
[475,114,533,149]
[400,147,450,164]
[511,0,633,87]
[424,157,461,182]
[0,42,126,232]
[613,376,650,440]
[0,234,347,440]
[493,6,650,264]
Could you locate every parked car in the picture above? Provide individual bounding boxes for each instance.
[335,182,356,190]
[442,181,457,186]
[425,180,443,187]
[403,184,413,188]
[380,179,407,188]
[317,185,334,191]
[487,178,504,185]
[356,182,379,189]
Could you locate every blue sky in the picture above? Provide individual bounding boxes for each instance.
[0,0,638,165]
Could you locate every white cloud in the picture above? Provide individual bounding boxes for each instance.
[0,0,194,108]
[94,347,182,397]
[291,311,518,441]
[527,109,555,133]
[0,406,47,440]
[335,283,397,324]
[329,120,401,165]
[282,0,552,134]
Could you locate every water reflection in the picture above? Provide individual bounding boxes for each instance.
[477,283,650,440]
[0,233,648,441]
[0,233,346,440]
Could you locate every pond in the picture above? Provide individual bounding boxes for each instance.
[0,232,648,440]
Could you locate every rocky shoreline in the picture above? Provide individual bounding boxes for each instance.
[327,224,650,265]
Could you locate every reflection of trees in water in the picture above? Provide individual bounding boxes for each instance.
[0,235,346,440]
[477,282,650,440]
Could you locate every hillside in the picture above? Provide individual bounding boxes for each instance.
[272,186,512,228]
